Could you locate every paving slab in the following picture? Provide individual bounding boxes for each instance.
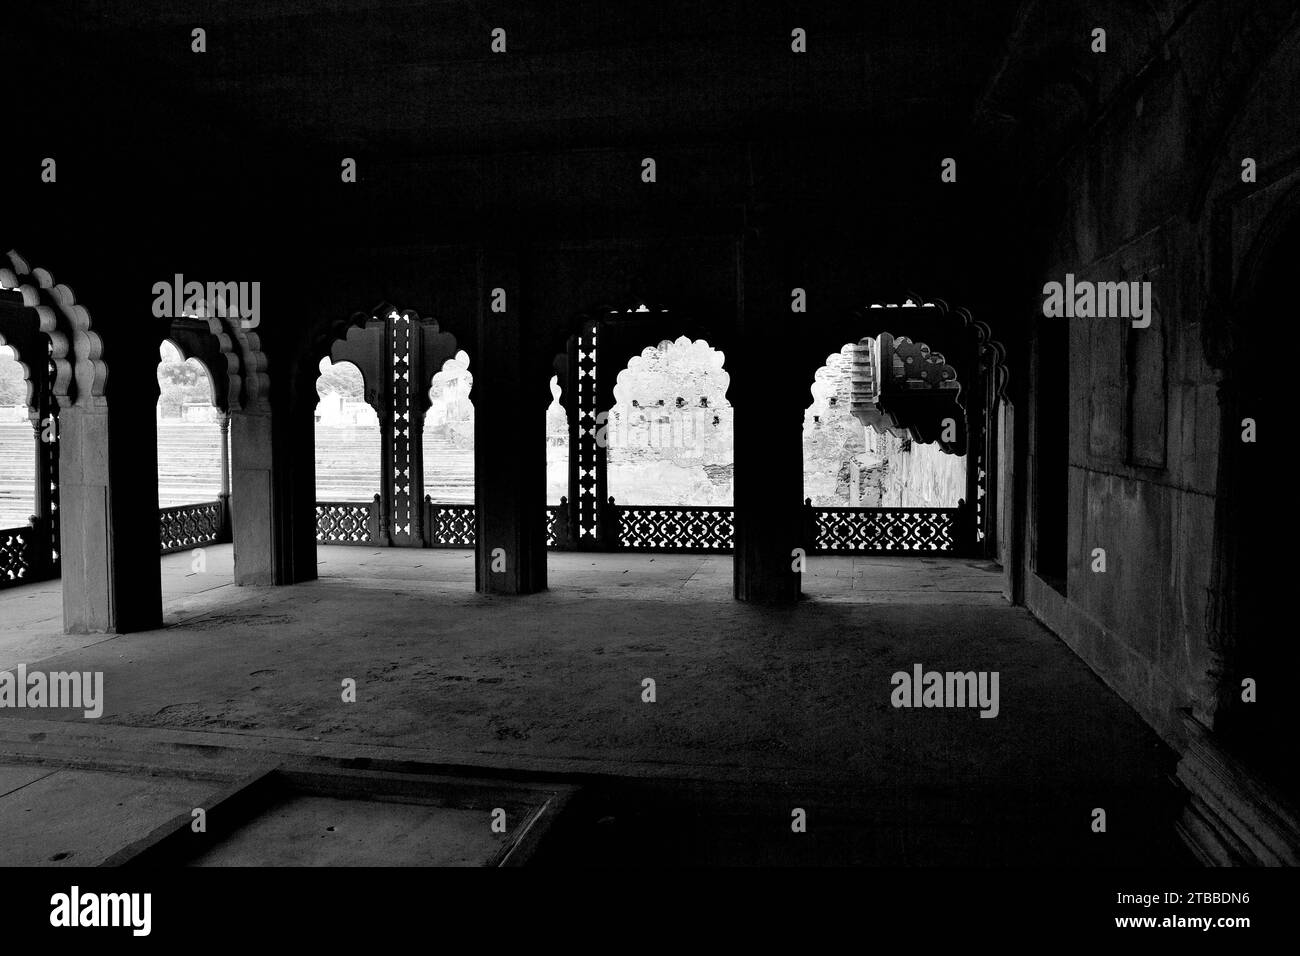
[0,767,212,866]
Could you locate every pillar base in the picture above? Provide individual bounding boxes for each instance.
[1175,713,1300,866]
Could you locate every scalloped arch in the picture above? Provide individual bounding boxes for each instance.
[610,335,732,410]
[198,315,244,412]
[44,279,105,402]
[0,331,38,418]
[2,250,75,404]
[223,316,269,411]
[551,300,694,410]
[159,336,222,410]
[312,304,382,367]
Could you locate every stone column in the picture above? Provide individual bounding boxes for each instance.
[58,359,163,633]
[229,366,317,586]
[732,230,802,604]
[216,412,231,542]
[564,317,607,549]
[474,249,547,594]
[385,311,417,546]
[963,372,987,560]
[733,398,804,603]
[280,371,320,583]
[229,408,276,585]
[27,414,55,580]
[979,358,999,560]
[1007,346,1030,605]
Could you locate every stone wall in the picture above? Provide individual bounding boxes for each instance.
[606,337,733,505]
[866,430,966,508]
[1022,11,1300,745]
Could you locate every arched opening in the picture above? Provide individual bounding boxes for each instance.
[803,341,965,509]
[0,336,46,591]
[314,355,381,548]
[413,349,477,575]
[0,343,35,529]
[423,350,474,504]
[606,336,733,507]
[314,356,381,506]
[155,340,230,595]
[0,257,69,609]
[4,251,175,631]
[315,308,464,554]
[543,309,734,594]
[546,375,568,505]
[156,341,223,507]
[798,329,990,601]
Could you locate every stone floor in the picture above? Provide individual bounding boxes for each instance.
[0,547,1187,865]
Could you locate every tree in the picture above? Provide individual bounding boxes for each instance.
[317,361,364,399]
[0,352,29,407]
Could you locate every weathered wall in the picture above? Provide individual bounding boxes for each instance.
[607,337,733,506]
[867,430,966,508]
[1024,11,1300,744]
[803,346,965,507]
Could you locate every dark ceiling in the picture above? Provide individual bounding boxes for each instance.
[17,1,1032,154]
[1,1,1176,285]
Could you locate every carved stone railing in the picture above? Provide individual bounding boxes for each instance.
[0,524,33,589]
[316,497,379,545]
[22,499,963,584]
[805,501,963,554]
[424,499,476,547]
[307,497,968,556]
[159,501,224,554]
[610,501,735,553]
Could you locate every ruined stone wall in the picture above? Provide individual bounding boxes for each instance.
[866,430,966,508]
[803,347,965,507]
[802,349,865,503]
[606,337,733,505]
